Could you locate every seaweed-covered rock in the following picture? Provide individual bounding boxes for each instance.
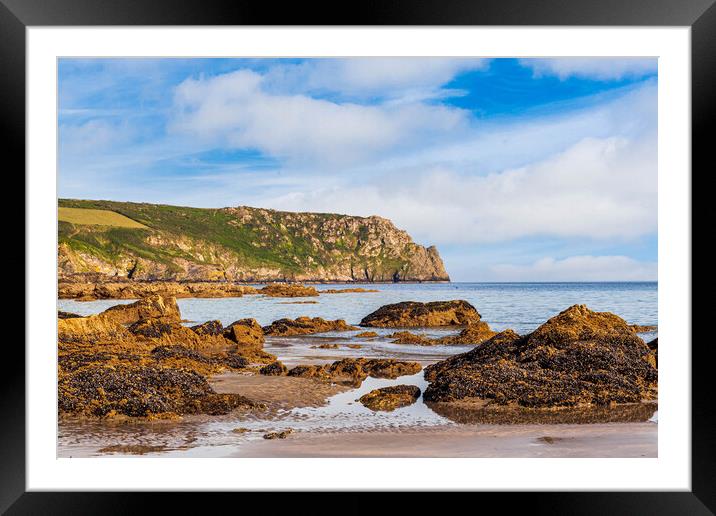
[389,321,497,346]
[423,305,658,408]
[355,331,378,338]
[647,338,658,366]
[360,300,482,328]
[287,358,421,385]
[263,429,293,439]
[128,319,174,338]
[223,319,265,348]
[435,321,497,345]
[260,284,318,297]
[152,345,249,372]
[263,316,358,336]
[389,331,433,345]
[58,363,259,418]
[191,320,224,336]
[359,385,421,411]
[58,311,82,319]
[259,361,288,376]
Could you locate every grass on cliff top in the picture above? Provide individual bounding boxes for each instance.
[59,207,148,229]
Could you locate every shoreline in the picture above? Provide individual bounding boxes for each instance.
[227,422,658,458]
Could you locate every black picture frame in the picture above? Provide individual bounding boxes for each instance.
[4,0,710,512]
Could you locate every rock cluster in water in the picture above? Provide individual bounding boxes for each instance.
[423,305,658,408]
[262,317,358,336]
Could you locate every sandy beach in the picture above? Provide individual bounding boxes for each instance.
[230,422,657,458]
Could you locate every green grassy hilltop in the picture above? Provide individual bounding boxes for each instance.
[58,199,450,283]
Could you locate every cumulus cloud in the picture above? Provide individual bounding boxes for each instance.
[521,58,657,80]
[490,255,657,281]
[170,69,470,166]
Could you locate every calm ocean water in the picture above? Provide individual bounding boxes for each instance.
[58,282,657,335]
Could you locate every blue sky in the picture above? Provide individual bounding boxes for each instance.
[58,57,657,282]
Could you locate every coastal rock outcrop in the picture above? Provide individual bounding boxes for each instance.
[358,385,421,411]
[58,199,450,284]
[423,305,658,408]
[263,317,358,336]
[58,280,259,301]
[360,300,482,328]
[58,297,278,419]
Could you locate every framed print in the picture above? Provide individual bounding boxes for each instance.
[5,0,712,512]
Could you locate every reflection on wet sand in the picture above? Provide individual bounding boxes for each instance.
[425,401,658,425]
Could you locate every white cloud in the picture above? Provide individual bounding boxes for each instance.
[263,58,489,100]
[490,255,657,281]
[260,130,656,245]
[521,58,657,80]
[170,69,470,167]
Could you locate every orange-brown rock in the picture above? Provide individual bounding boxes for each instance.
[58,314,132,345]
[355,331,378,338]
[259,284,319,298]
[360,300,482,328]
[388,321,497,346]
[434,321,497,345]
[424,305,658,408]
[287,358,421,385]
[389,331,433,345]
[223,319,265,348]
[359,385,421,411]
[263,316,358,336]
[99,294,181,325]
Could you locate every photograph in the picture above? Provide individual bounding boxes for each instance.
[55,56,660,459]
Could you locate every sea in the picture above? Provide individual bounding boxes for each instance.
[58,281,658,336]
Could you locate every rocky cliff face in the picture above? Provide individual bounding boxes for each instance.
[58,200,450,283]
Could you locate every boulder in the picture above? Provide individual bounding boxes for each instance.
[263,316,358,336]
[360,300,482,328]
[260,284,319,297]
[358,385,421,411]
[647,338,658,366]
[99,295,181,325]
[423,305,657,408]
[355,331,378,338]
[259,361,288,376]
[263,429,293,439]
[223,319,265,348]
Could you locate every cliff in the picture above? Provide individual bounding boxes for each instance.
[58,200,450,283]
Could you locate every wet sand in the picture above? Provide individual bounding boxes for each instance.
[209,372,350,410]
[231,422,657,458]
